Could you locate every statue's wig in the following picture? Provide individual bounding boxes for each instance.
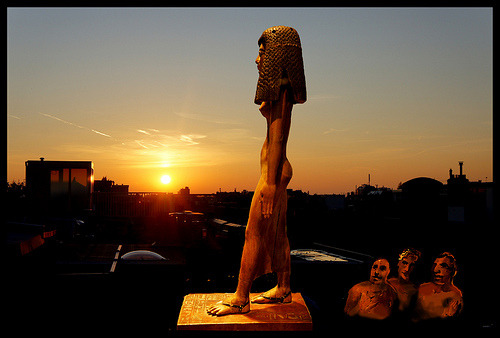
[255,26,307,105]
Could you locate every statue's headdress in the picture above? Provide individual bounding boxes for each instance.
[255,26,306,105]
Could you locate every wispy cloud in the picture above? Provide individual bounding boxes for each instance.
[40,113,84,129]
[91,129,111,138]
[410,138,492,157]
[175,112,242,125]
[132,128,208,148]
[179,134,206,145]
[135,140,149,149]
[108,134,220,169]
[323,128,348,135]
[39,113,112,138]
[37,113,245,170]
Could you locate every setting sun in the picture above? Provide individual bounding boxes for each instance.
[161,175,172,185]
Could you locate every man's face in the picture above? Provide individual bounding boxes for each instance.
[370,259,390,285]
[398,254,417,282]
[432,257,454,285]
[255,44,265,72]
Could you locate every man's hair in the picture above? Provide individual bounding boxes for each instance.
[398,248,421,261]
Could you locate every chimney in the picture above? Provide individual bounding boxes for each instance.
[459,161,463,176]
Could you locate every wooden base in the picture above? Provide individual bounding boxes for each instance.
[177,293,313,331]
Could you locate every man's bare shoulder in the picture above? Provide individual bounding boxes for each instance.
[350,281,371,292]
[351,281,372,292]
[417,282,462,298]
[448,284,463,298]
[417,282,435,291]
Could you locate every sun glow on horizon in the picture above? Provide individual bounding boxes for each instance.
[161,175,172,185]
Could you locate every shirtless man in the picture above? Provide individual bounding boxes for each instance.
[207,26,306,316]
[388,248,421,312]
[344,258,398,320]
[413,252,463,321]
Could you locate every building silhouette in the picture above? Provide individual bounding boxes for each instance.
[6,157,496,332]
[25,158,93,217]
[447,161,494,223]
[94,177,129,194]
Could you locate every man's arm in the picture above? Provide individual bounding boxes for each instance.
[344,286,362,316]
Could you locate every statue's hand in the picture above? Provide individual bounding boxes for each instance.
[259,102,271,117]
[260,183,276,219]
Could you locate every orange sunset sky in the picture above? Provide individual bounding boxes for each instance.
[7,8,493,194]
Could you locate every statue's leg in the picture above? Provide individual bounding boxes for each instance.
[207,182,264,316]
[252,192,292,304]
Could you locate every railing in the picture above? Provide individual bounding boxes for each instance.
[93,192,176,217]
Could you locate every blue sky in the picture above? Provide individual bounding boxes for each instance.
[7,7,493,193]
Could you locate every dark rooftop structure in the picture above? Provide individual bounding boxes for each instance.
[25,158,93,217]
[6,158,496,334]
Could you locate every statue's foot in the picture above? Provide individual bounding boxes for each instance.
[206,294,250,316]
[251,286,292,304]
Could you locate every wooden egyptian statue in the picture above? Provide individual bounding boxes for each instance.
[207,26,306,316]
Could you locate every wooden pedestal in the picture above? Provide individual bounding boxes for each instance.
[177,293,313,331]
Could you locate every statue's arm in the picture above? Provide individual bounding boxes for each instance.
[260,89,291,218]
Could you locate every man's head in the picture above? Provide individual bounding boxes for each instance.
[397,248,421,282]
[370,258,390,285]
[254,26,306,105]
[432,252,457,285]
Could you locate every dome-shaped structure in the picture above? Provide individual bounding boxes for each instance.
[400,177,443,191]
[399,177,446,222]
[121,250,168,261]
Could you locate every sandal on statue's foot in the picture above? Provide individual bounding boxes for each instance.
[207,300,250,316]
[251,290,292,304]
